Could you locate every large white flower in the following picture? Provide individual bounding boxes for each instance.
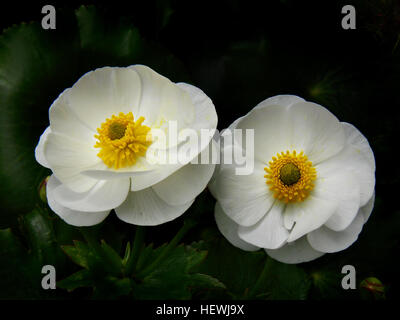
[35,65,217,226]
[209,95,375,264]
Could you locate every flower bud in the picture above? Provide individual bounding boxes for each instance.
[360,277,385,300]
[38,176,50,203]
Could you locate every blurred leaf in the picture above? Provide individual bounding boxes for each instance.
[190,237,265,298]
[75,6,143,68]
[20,208,64,266]
[0,21,77,227]
[156,0,175,30]
[0,228,47,299]
[189,273,226,290]
[92,277,132,299]
[308,269,343,300]
[260,258,311,300]
[190,235,311,300]
[188,273,227,300]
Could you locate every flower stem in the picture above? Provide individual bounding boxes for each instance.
[137,219,197,278]
[247,256,270,299]
[125,226,145,275]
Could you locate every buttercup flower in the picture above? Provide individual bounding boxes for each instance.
[35,65,217,226]
[210,95,375,264]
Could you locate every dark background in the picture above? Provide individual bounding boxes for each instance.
[0,0,399,301]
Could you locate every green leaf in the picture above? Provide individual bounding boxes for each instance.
[135,243,157,272]
[190,235,311,300]
[121,242,131,266]
[0,21,77,226]
[62,241,91,269]
[75,5,143,67]
[308,269,343,300]
[132,244,210,300]
[190,237,266,298]
[0,228,46,299]
[100,239,123,273]
[188,273,226,290]
[92,277,132,299]
[20,208,64,266]
[57,269,93,292]
[260,258,311,300]
[59,227,219,299]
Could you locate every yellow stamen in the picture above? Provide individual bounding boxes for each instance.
[94,112,152,169]
[264,150,317,203]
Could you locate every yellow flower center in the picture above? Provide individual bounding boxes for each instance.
[94,112,152,169]
[264,150,317,203]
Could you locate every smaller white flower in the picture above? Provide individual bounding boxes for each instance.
[210,95,375,264]
[35,65,217,227]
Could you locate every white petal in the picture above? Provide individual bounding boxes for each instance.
[131,131,219,195]
[206,137,222,199]
[47,175,110,226]
[80,152,157,180]
[44,132,100,192]
[49,88,96,142]
[360,193,375,223]
[130,163,183,191]
[287,101,346,164]
[265,236,325,264]
[321,171,361,232]
[316,143,375,207]
[286,196,337,242]
[236,103,292,162]
[307,212,364,253]
[115,187,194,226]
[177,82,218,132]
[342,122,375,171]
[283,204,298,230]
[235,99,346,164]
[82,164,155,180]
[208,125,243,198]
[152,142,216,206]
[152,162,214,206]
[253,95,305,110]
[127,126,217,192]
[35,126,51,168]
[238,201,289,249]
[51,177,130,212]
[213,160,274,227]
[66,67,142,131]
[155,82,217,166]
[215,202,259,251]
[133,65,195,130]
[287,169,359,242]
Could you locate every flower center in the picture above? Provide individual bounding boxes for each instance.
[279,163,301,186]
[264,150,317,203]
[94,112,152,169]
[108,122,127,140]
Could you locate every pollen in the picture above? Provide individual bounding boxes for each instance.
[94,112,152,169]
[264,150,317,203]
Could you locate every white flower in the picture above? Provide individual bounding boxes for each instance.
[209,95,375,264]
[35,65,217,226]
